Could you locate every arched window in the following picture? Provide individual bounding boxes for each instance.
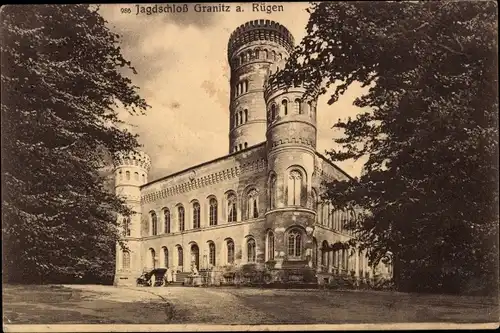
[227,193,237,222]
[288,229,302,258]
[244,109,248,122]
[271,50,276,61]
[234,146,238,152]
[208,242,216,266]
[288,170,303,206]
[123,217,131,237]
[177,246,183,267]
[239,111,243,124]
[151,212,158,236]
[247,238,256,263]
[149,248,156,269]
[244,142,248,149]
[264,49,269,59]
[178,206,185,231]
[192,202,200,229]
[162,247,169,268]
[122,250,130,269]
[244,80,248,93]
[247,189,259,219]
[227,240,235,264]
[209,198,218,226]
[295,99,302,114]
[164,209,170,234]
[119,171,122,180]
[239,54,244,65]
[266,231,275,261]
[269,174,277,209]
[134,172,139,181]
[234,114,239,127]
[142,174,146,183]
[307,101,313,116]
[282,99,288,115]
[125,171,130,180]
[321,241,329,267]
[239,143,242,151]
[270,104,276,120]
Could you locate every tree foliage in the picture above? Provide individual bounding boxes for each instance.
[1,5,148,283]
[272,1,498,294]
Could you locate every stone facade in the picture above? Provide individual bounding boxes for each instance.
[113,20,392,287]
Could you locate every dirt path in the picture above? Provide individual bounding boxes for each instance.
[3,284,498,325]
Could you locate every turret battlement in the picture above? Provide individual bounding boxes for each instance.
[227,19,295,59]
[113,150,151,172]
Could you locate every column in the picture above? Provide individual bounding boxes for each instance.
[354,248,360,278]
[328,250,334,273]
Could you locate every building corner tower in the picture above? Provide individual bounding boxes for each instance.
[263,59,319,270]
[113,150,151,286]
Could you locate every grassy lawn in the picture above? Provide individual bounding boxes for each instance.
[2,284,498,325]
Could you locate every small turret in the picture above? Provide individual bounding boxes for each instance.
[113,150,151,286]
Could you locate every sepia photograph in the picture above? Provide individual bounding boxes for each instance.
[1,2,499,331]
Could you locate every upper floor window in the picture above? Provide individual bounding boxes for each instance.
[295,99,302,114]
[269,174,277,209]
[282,99,288,115]
[123,217,131,237]
[270,104,277,120]
[125,171,130,180]
[288,170,303,206]
[247,238,256,263]
[142,174,146,183]
[118,171,122,180]
[134,172,139,181]
[178,206,185,231]
[192,202,200,229]
[247,189,259,219]
[287,229,302,258]
[209,198,218,226]
[244,109,248,122]
[227,239,235,264]
[227,193,237,223]
[164,209,170,234]
[150,212,158,236]
[307,101,313,116]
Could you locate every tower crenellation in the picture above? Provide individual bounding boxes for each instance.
[113,150,151,188]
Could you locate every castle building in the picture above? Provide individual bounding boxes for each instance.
[113,20,391,286]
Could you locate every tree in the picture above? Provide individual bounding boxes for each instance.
[1,5,148,283]
[272,1,498,294]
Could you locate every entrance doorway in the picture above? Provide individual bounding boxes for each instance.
[191,244,200,270]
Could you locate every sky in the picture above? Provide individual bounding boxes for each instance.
[99,3,369,181]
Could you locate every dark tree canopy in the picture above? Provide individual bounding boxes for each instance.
[1,5,148,283]
[272,1,498,294]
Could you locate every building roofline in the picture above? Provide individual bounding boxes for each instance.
[140,142,267,189]
[314,150,355,181]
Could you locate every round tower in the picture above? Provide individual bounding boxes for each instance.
[113,150,151,286]
[227,20,294,153]
[263,68,319,269]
